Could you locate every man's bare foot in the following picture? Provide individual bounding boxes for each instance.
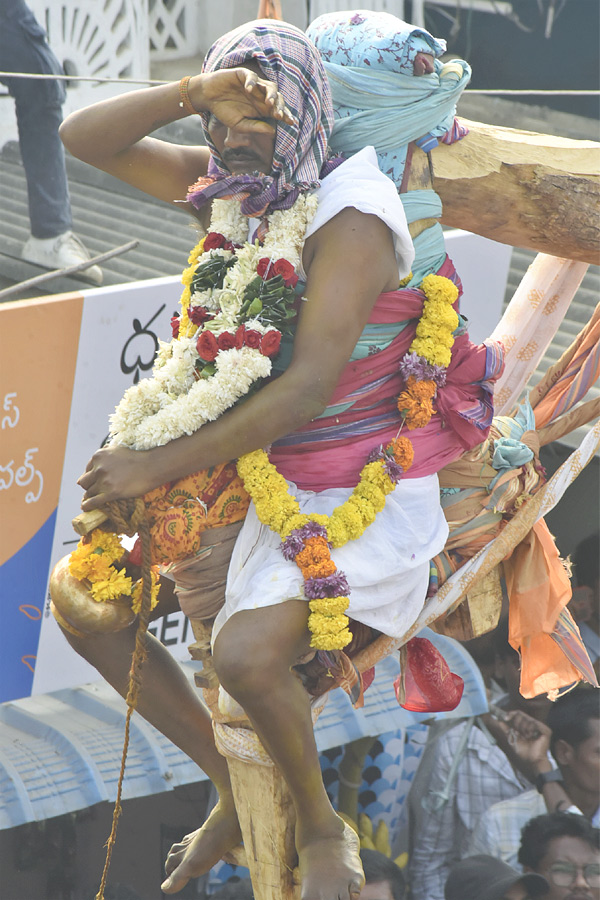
[296,817,364,900]
[161,801,242,894]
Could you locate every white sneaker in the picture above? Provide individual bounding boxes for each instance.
[21,231,103,285]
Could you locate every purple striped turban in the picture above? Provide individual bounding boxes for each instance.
[187,19,335,217]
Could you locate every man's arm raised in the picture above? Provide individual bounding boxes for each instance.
[59,68,293,210]
[77,208,399,509]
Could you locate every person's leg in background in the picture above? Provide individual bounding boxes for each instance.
[0,0,102,283]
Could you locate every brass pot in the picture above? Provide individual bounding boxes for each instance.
[49,554,136,635]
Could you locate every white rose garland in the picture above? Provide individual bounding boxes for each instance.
[108,193,318,451]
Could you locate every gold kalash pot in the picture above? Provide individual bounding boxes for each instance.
[49,554,136,636]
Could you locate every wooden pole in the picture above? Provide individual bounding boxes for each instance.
[227,756,299,899]
[431,119,600,264]
[188,618,300,899]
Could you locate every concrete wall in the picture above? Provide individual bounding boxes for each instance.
[192,0,308,57]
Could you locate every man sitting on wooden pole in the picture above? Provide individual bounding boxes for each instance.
[50,9,598,900]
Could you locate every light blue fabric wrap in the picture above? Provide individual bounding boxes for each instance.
[401,191,447,283]
[306,11,470,179]
[307,10,446,76]
[307,10,471,287]
[324,61,470,177]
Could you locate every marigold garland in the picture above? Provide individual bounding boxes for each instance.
[238,272,460,649]
[407,273,459,370]
[388,435,415,470]
[397,376,437,430]
[68,532,161,611]
[237,447,402,650]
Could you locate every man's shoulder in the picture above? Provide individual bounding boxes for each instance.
[484,789,543,823]
[437,718,494,754]
[476,790,545,852]
[319,146,397,195]
[306,145,413,277]
[469,789,543,868]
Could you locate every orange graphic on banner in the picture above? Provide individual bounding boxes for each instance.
[19,605,42,620]
[0,292,83,566]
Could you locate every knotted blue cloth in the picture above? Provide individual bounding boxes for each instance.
[489,398,537,490]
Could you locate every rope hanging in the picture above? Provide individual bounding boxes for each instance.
[93,498,153,900]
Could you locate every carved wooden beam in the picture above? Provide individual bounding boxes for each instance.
[430,118,600,265]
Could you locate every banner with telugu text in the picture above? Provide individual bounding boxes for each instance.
[0,276,194,702]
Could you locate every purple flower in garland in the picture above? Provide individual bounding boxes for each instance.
[383,457,404,483]
[399,352,447,387]
[281,521,329,560]
[367,445,384,464]
[281,532,305,560]
[350,13,366,25]
[304,571,351,599]
[428,364,447,387]
[398,351,430,381]
[368,446,404,482]
[298,521,329,540]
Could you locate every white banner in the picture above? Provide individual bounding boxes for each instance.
[27,277,192,697]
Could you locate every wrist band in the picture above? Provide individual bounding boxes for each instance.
[178,75,199,116]
[535,769,563,793]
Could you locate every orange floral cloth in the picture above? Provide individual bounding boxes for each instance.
[142,462,249,565]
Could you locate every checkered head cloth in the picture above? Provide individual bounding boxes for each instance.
[187,19,335,217]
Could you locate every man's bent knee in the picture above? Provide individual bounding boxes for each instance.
[212,601,312,699]
[212,638,276,699]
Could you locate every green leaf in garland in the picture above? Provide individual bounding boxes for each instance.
[196,362,216,378]
[246,298,263,317]
[191,254,236,293]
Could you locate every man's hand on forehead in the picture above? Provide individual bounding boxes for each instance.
[242,67,296,129]
[198,67,295,134]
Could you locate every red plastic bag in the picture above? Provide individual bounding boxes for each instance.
[394,637,464,712]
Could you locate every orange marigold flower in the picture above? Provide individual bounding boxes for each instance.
[397,377,436,429]
[407,376,436,400]
[403,400,433,429]
[295,536,331,568]
[387,436,415,471]
[300,559,337,580]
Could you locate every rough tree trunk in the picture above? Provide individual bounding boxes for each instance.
[431,118,600,265]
